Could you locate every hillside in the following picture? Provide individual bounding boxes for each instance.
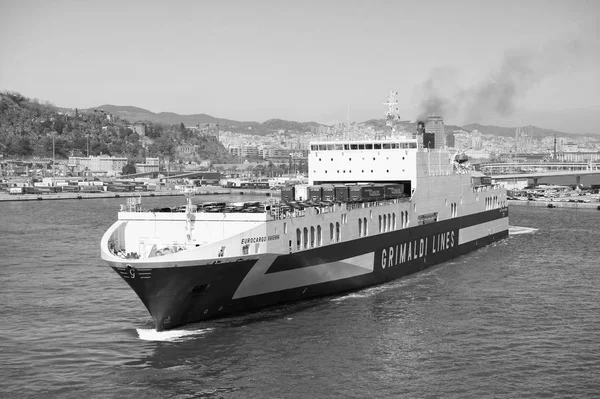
[88,105,327,134]
[461,123,579,138]
[0,91,236,163]
[89,105,589,140]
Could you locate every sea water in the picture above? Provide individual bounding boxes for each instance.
[1,197,599,398]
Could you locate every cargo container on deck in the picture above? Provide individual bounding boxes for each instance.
[307,186,322,202]
[280,186,295,202]
[321,185,335,201]
[383,183,405,199]
[334,185,349,202]
[349,184,385,202]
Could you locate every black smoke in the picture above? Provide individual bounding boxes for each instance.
[413,30,592,124]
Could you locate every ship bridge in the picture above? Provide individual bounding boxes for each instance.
[308,139,419,186]
[308,138,458,192]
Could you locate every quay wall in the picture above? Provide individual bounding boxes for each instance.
[508,199,600,210]
[0,188,277,202]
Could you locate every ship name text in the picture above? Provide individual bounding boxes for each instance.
[379,230,457,269]
[241,234,280,245]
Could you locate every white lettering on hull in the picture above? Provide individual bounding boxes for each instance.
[380,230,456,269]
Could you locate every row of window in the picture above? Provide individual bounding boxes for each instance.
[485,196,500,210]
[322,169,394,174]
[294,223,341,251]
[450,203,457,217]
[290,210,411,252]
[311,142,417,151]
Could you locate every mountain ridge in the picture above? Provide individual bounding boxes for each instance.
[83,104,593,138]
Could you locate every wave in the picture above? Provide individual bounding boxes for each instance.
[136,327,214,342]
[509,226,539,235]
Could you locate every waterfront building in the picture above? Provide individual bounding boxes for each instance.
[464,149,491,160]
[557,150,600,162]
[68,155,128,177]
[135,157,160,174]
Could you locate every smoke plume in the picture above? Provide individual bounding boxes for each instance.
[413,31,591,124]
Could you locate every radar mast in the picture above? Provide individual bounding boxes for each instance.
[383,90,401,134]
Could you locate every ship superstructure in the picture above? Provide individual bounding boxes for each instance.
[101,95,509,331]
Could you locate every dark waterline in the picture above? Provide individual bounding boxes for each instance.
[1,198,599,398]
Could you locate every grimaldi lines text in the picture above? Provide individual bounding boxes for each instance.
[379,230,457,269]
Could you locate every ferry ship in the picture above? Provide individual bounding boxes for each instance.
[100,94,509,331]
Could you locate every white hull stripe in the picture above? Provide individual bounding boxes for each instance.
[458,218,508,246]
[233,252,374,299]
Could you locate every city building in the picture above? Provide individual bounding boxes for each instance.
[557,150,600,162]
[446,132,455,148]
[135,157,160,174]
[426,115,445,148]
[68,155,128,176]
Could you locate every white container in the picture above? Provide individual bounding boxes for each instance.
[294,184,309,201]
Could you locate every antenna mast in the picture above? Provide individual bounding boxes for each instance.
[383,90,401,134]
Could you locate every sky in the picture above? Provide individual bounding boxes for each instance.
[1,0,599,133]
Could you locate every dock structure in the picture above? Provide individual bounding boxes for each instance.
[491,170,600,187]
[0,187,276,202]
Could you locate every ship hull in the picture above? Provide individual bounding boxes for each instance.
[112,207,508,331]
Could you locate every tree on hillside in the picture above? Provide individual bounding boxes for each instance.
[122,160,136,175]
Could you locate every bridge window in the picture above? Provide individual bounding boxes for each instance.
[383,143,391,149]
[363,217,368,236]
[358,218,362,237]
[317,225,322,246]
[366,143,373,149]
[318,144,326,150]
[393,213,396,229]
[383,214,387,232]
[387,213,391,231]
[284,222,287,234]
[311,145,318,150]
[336,222,341,242]
[296,229,301,250]
[330,223,334,242]
[344,144,350,150]
[350,144,358,150]
[374,143,382,149]
[379,215,382,233]
[310,226,315,248]
[335,144,343,150]
[303,227,308,250]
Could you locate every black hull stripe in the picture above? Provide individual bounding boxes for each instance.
[266,207,508,273]
[116,229,507,331]
[228,230,507,315]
